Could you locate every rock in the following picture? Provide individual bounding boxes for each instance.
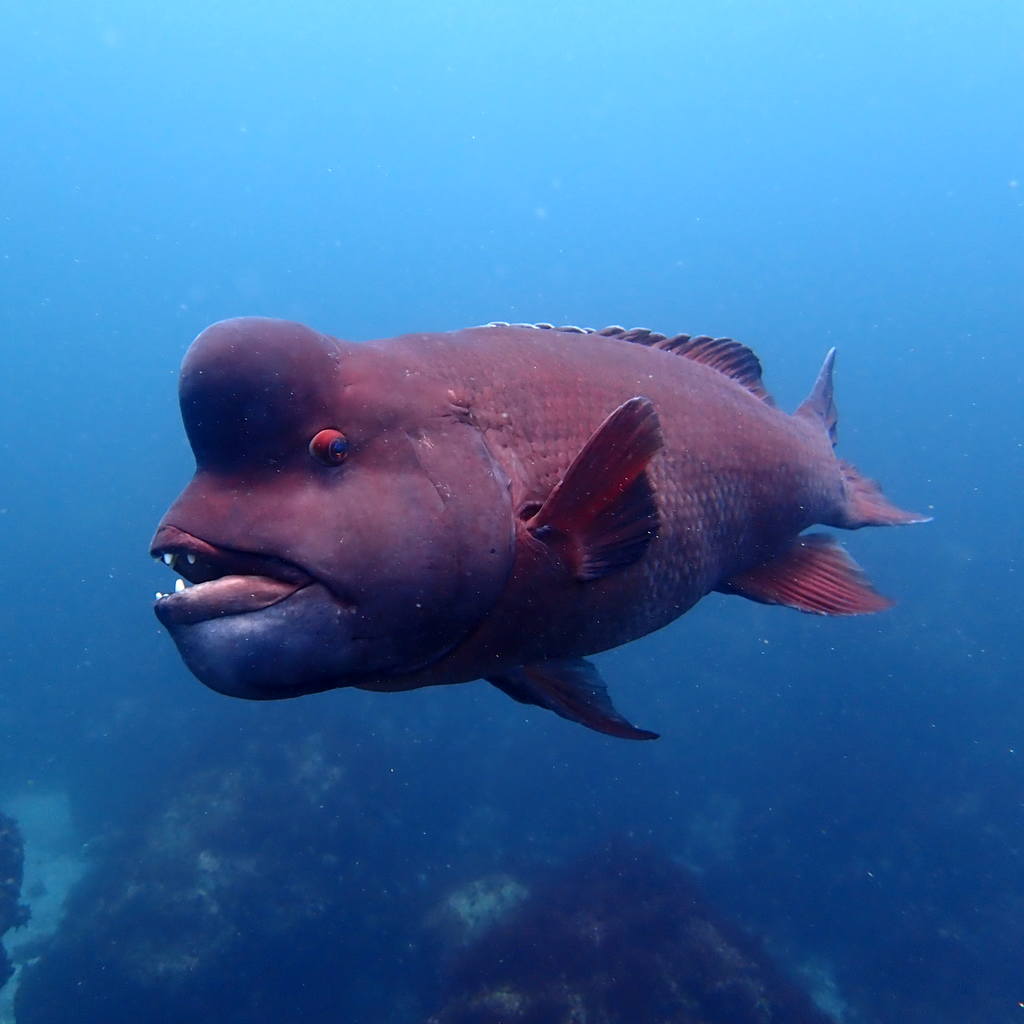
[427,841,839,1024]
[427,874,529,951]
[0,811,29,991]
[13,727,432,1024]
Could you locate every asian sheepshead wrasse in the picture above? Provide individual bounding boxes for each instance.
[151,318,927,740]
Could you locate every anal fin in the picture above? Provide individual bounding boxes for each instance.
[487,658,658,740]
[719,533,892,615]
[527,396,663,581]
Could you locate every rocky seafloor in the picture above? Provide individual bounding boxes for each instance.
[9,720,842,1024]
[0,812,28,993]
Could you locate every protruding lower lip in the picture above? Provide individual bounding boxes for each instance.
[154,574,308,626]
[150,525,313,626]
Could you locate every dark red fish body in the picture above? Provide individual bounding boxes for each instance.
[152,318,925,738]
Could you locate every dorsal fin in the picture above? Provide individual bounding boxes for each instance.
[483,321,774,404]
[656,335,772,404]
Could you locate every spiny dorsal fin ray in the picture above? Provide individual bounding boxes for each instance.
[655,335,773,404]
[484,321,774,405]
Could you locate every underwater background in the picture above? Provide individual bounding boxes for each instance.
[1,1,1021,1021]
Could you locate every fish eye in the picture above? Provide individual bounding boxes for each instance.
[309,428,349,466]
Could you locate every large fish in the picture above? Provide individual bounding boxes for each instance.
[151,318,926,739]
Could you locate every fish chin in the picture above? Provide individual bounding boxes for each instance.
[161,584,360,699]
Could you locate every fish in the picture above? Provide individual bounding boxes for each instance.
[150,318,927,740]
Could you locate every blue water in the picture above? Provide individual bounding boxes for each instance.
[1,2,1021,1021]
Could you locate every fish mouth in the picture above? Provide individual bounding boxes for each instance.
[150,524,316,627]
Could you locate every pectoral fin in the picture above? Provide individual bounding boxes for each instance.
[719,533,892,614]
[487,657,658,740]
[526,396,663,581]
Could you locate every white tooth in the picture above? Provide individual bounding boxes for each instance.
[162,553,174,566]
[186,553,196,565]
[155,592,164,600]
[175,578,186,593]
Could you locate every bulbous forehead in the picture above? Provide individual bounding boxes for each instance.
[181,317,347,408]
[179,317,361,466]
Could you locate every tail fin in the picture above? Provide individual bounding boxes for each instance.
[840,461,931,526]
[796,348,838,445]
[798,349,930,527]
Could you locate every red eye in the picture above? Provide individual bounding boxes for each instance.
[309,428,350,466]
